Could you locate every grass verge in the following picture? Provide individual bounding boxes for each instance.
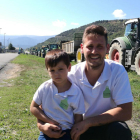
[0,54,139,139]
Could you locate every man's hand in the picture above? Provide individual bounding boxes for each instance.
[41,123,66,138]
[71,120,89,140]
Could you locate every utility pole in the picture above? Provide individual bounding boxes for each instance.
[7,38,10,46]
[4,33,6,49]
[0,28,2,46]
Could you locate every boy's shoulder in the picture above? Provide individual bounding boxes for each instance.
[38,79,52,90]
[68,78,83,95]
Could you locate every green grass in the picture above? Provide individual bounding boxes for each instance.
[0,54,77,140]
[128,71,140,125]
[0,54,139,139]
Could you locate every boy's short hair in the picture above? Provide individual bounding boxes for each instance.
[83,24,108,45]
[45,49,70,69]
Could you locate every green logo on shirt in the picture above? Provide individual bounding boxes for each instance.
[103,86,111,98]
[60,98,68,110]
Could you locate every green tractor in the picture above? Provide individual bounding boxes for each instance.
[35,48,38,56]
[108,18,140,75]
[41,44,60,58]
[48,44,60,51]
[41,45,49,58]
[38,48,41,57]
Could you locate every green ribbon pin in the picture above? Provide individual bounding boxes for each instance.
[103,86,111,98]
[60,98,69,110]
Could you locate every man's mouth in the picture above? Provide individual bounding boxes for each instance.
[89,55,100,60]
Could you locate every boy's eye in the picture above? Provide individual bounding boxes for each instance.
[59,68,63,71]
[50,70,54,72]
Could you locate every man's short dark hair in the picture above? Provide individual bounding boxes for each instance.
[45,49,70,69]
[83,25,108,44]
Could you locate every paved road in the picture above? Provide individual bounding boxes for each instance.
[0,53,19,69]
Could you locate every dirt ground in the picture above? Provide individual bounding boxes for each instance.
[0,63,23,87]
[0,63,140,138]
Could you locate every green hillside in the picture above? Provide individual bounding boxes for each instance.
[31,19,127,50]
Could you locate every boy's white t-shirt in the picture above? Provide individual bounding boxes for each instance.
[33,79,85,130]
[68,59,133,119]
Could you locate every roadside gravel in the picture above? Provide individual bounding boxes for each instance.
[0,63,22,87]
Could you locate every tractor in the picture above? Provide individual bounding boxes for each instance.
[108,18,140,75]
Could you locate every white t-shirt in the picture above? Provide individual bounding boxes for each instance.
[68,59,133,119]
[33,79,85,130]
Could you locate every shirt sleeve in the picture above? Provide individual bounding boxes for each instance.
[112,66,133,105]
[33,84,44,105]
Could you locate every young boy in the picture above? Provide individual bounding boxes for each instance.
[30,49,85,140]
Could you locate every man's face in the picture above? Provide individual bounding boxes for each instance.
[82,34,109,70]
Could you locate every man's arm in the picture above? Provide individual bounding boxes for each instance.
[30,100,59,125]
[71,102,132,140]
[73,114,83,140]
[74,114,83,124]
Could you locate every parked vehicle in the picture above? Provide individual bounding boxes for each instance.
[106,18,140,75]
[41,46,49,58]
[35,48,38,56]
[38,48,41,57]
[41,44,60,58]
[61,33,84,62]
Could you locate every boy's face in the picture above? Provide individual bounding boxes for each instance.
[48,61,71,86]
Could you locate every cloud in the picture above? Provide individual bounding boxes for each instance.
[112,9,126,19]
[71,22,79,26]
[52,20,66,28]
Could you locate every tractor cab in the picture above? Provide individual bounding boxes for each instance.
[48,44,59,51]
[124,18,140,50]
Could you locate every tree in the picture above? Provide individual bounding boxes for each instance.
[8,43,15,50]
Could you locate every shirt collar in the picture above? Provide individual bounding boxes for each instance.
[97,60,111,84]
[48,78,77,97]
[80,60,111,87]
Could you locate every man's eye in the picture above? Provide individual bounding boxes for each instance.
[88,45,92,48]
[98,46,103,49]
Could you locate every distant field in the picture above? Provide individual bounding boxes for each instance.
[0,54,139,139]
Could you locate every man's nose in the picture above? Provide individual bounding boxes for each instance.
[91,47,97,53]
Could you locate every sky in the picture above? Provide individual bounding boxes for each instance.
[0,0,140,36]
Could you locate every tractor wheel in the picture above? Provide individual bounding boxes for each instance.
[135,51,140,75]
[41,53,43,58]
[76,48,84,63]
[109,42,125,66]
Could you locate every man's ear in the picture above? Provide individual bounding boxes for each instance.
[68,63,71,72]
[106,44,110,54]
[81,43,84,53]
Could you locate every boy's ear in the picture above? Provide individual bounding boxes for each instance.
[68,63,71,72]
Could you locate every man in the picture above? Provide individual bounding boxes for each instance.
[37,25,133,140]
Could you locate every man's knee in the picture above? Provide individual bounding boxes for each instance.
[107,121,132,140]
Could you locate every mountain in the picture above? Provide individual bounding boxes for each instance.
[0,35,55,49]
[32,19,128,50]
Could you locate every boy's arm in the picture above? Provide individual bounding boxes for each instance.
[37,119,66,138]
[30,100,59,125]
